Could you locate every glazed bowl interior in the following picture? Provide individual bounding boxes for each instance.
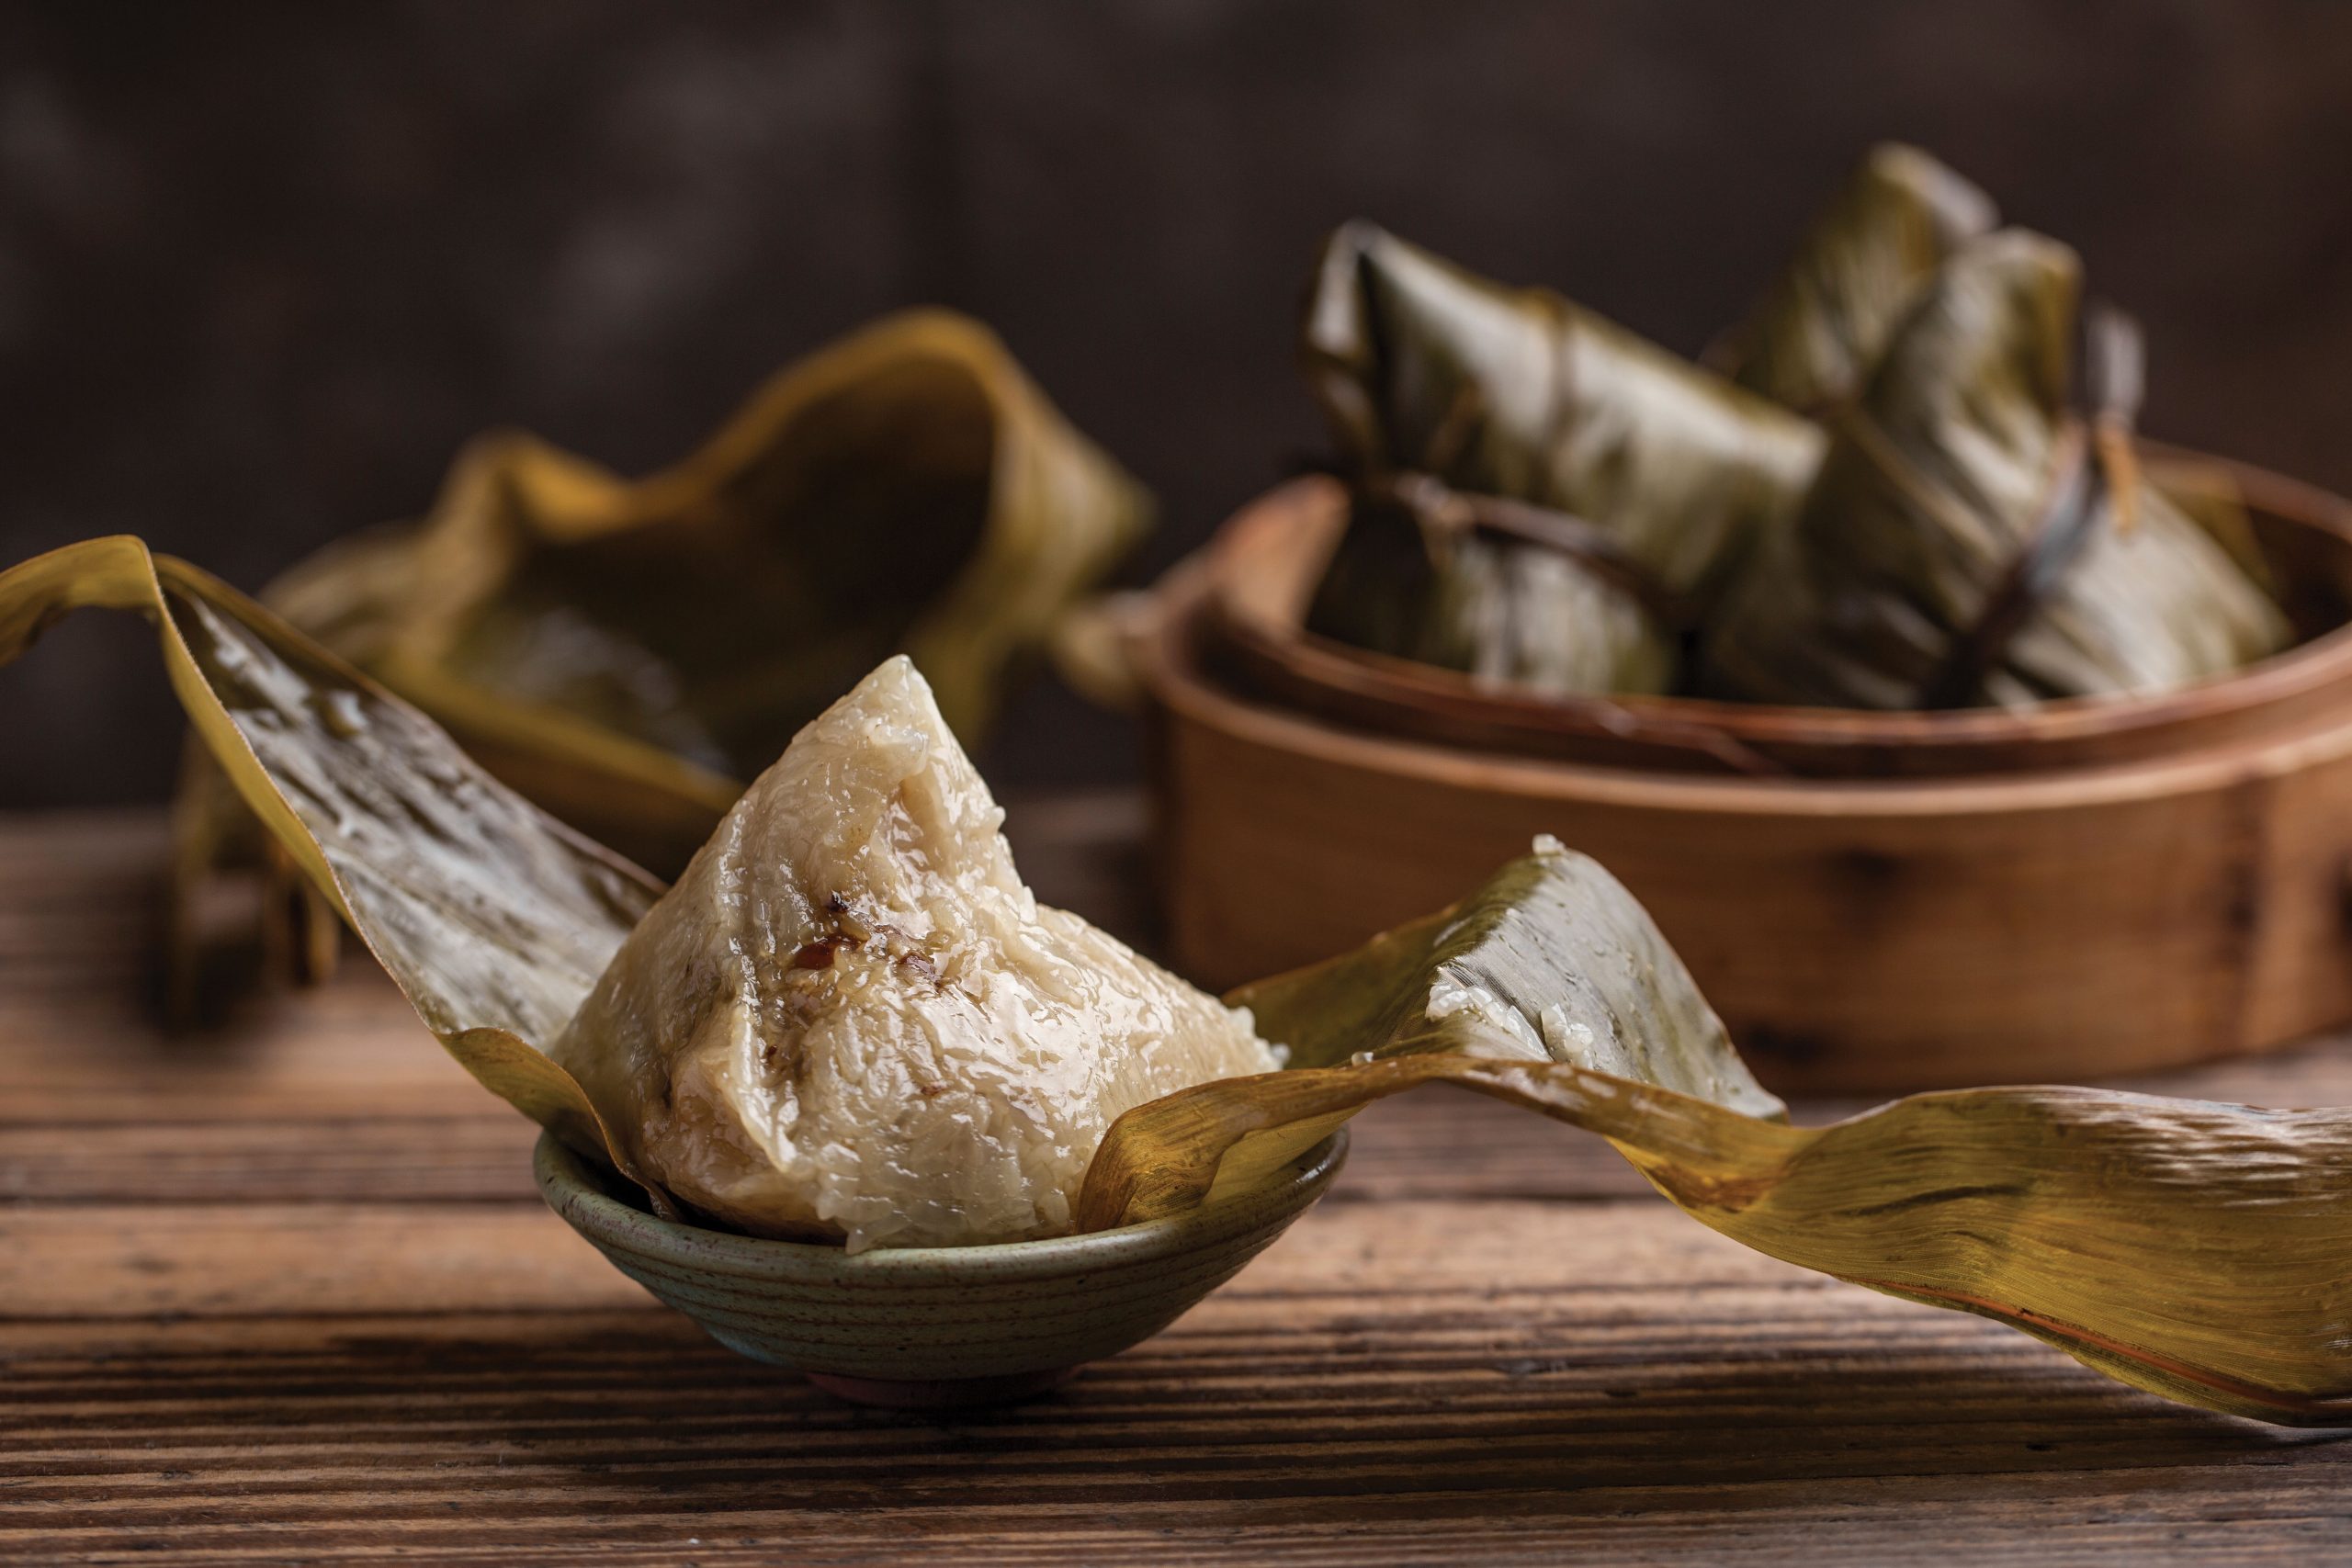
[535,1127,1348,1404]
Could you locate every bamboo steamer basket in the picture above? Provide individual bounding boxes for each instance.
[1136,451,2352,1093]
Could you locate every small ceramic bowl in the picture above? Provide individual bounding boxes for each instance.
[534,1128,1348,1408]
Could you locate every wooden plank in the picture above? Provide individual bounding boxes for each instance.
[15,1026,2352,1207]
[0,1115,538,1205]
[1,1298,2341,1563]
[0,1089,1659,1210]
[0,1195,1843,1323]
[6,807,2352,1563]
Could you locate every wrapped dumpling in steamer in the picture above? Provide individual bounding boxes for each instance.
[1700,230,2291,709]
[1299,222,1825,696]
[1712,142,1998,413]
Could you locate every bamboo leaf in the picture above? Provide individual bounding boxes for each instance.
[1080,847,2352,1427]
[0,536,666,1195]
[1713,143,1997,412]
[170,310,1150,1018]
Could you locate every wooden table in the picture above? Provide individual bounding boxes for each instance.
[5,805,2349,1563]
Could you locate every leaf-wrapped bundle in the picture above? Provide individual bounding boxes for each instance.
[1301,223,1825,695]
[1713,142,1998,413]
[1702,231,2291,708]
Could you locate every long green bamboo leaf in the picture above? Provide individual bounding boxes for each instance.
[1079,850,2352,1427]
[166,310,1151,1022]
[0,536,664,1191]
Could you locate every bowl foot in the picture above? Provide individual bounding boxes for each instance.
[806,1366,1078,1410]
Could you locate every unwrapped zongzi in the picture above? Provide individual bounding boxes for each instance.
[550,657,1280,1250]
[8,533,2352,1425]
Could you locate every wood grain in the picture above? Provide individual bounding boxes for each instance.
[3,808,2349,1563]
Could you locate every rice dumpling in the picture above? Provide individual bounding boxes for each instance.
[1701,230,2292,708]
[1300,222,1825,696]
[549,656,1281,1251]
[8,533,2352,1425]
[1712,142,1998,413]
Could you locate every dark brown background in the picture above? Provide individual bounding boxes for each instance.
[4,0,2350,805]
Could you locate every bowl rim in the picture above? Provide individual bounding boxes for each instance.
[534,1126,1349,1281]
